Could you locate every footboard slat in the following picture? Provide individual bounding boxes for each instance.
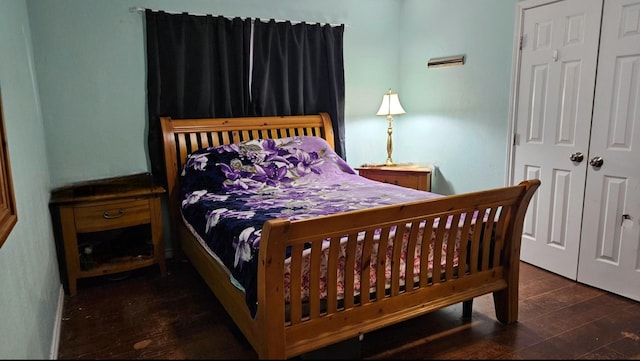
[405,220,421,292]
[432,218,447,283]
[344,232,358,309]
[457,211,473,277]
[376,227,391,299]
[308,239,322,319]
[289,243,303,324]
[326,236,340,313]
[444,213,459,281]
[419,218,435,287]
[360,230,375,304]
[482,207,498,271]
[390,223,405,296]
[469,207,486,274]
[492,208,507,268]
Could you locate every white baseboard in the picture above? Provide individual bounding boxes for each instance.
[49,285,64,359]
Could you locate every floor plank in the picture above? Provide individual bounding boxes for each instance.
[57,260,640,359]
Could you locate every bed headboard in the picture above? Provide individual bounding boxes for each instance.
[159,112,335,250]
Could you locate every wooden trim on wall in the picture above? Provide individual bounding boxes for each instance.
[0,86,17,247]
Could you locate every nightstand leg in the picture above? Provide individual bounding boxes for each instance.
[69,278,77,296]
[150,197,167,276]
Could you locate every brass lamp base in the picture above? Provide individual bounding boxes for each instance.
[386,114,394,166]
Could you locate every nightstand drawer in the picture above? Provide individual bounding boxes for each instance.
[74,199,151,232]
[363,172,420,189]
[355,165,432,192]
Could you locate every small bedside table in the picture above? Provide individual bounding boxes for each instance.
[49,173,166,295]
[355,164,432,191]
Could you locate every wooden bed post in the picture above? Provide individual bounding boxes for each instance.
[159,116,183,259]
[493,179,540,323]
[256,218,289,359]
[318,112,335,148]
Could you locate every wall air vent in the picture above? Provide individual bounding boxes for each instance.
[427,55,465,69]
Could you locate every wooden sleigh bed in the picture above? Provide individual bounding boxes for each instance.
[160,112,540,359]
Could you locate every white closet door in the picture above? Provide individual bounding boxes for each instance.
[578,0,640,302]
[511,0,602,279]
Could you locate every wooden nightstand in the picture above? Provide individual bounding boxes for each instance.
[49,173,166,295]
[355,164,432,191]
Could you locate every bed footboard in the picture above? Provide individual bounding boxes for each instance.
[255,179,539,359]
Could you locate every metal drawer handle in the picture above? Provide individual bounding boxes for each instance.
[103,209,125,219]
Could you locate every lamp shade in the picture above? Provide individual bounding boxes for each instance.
[376,89,406,116]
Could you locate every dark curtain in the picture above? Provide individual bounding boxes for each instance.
[145,11,346,186]
[145,10,252,186]
[250,19,346,159]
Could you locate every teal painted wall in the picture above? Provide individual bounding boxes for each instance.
[348,0,518,194]
[27,0,517,195]
[0,1,59,358]
[399,0,517,194]
[0,0,518,358]
[27,0,401,189]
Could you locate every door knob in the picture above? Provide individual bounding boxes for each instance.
[569,152,584,162]
[621,214,631,226]
[590,156,604,167]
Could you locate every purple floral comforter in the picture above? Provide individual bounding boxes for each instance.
[179,135,443,316]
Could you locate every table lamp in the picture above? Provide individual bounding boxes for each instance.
[376,88,406,166]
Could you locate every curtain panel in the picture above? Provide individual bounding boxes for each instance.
[145,10,346,187]
[251,19,345,159]
[146,10,252,186]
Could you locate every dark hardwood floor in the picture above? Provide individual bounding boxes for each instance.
[57,259,640,360]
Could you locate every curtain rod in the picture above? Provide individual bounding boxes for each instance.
[129,6,349,28]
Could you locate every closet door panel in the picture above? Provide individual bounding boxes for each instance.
[512,0,602,279]
[578,0,640,302]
